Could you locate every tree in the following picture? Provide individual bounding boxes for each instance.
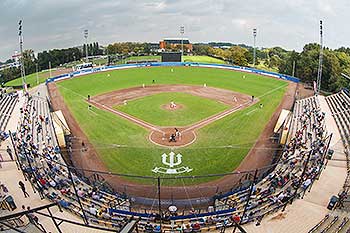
[193,44,211,55]
[227,46,248,66]
[278,50,299,76]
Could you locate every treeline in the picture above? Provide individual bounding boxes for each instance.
[106,42,151,55]
[193,43,350,92]
[0,42,101,84]
[82,42,103,57]
[0,49,36,84]
[1,41,350,92]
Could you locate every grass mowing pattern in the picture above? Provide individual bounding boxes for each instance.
[5,70,49,87]
[5,56,225,88]
[183,56,227,64]
[116,92,229,127]
[122,55,226,64]
[57,67,287,185]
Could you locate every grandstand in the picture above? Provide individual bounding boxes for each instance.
[0,64,349,232]
[0,93,18,132]
[325,90,350,197]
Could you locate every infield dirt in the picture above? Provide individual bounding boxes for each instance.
[47,81,297,200]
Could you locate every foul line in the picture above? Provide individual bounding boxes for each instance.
[246,108,258,115]
[89,100,162,133]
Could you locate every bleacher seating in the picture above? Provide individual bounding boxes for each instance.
[12,92,330,232]
[14,95,132,231]
[213,96,329,225]
[0,93,18,131]
[325,91,350,192]
[326,91,350,143]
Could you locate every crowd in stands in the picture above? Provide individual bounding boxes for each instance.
[12,94,132,231]
[1,90,332,232]
[213,96,328,226]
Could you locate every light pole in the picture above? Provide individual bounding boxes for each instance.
[84,29,89,63]
[49,61,52,78]
[36,63,39,85]
[180,26,184,62]
[253,28,257,67]
[316,20,324,94]
[18,20,26,88]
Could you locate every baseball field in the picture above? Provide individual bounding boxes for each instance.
[51,66,288,185]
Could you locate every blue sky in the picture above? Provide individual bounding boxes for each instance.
[0,0,349,61]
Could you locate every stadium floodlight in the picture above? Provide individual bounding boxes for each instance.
[316,20,324,93]
[36,63,39,84]
[253,28,257,67]
[18,19,26,88]
[180,26,185,62]
[84,29,89,62]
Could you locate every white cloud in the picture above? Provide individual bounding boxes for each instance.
[0,0,349,61]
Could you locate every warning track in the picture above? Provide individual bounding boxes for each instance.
[47,81,297,201]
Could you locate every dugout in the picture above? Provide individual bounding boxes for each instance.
[161,52,181,62]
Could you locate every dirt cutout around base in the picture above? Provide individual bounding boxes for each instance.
[48,81,297,200]
[90,84,256,147]
[150,128,196,148]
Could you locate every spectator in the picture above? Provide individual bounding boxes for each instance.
[77,188,85,197]
[0,183,9,197]
[18,181,29,198]
[6,146,13,160]
[192,222,201,232]
[89,205,97,217]
[302,178,312,190]
[145,222,153,232]
[153,225,161,233]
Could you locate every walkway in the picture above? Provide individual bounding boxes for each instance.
[242,95,347,233]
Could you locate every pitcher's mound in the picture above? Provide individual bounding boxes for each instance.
[161,103,184,111]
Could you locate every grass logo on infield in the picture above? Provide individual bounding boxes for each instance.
[152,151,192,174]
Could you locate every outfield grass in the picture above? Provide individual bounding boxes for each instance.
[183,56,227,64]
[5,56,226,89]
[57,66,287,185]
[251,61,278,72]
[125,55,160,62]
[116,92,229,126]
[5,70,50,87]
[121,55,226,64]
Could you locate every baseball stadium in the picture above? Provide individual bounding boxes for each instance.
[1,3,350,233]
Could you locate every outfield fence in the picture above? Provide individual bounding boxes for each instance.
[46,62,300,84]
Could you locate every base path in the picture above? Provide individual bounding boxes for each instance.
[47,82,297,201]
[90,84,255,147]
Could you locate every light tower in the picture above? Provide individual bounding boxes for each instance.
[253,28,257,67]
[180,26,185,62]
[18,20,26,87]
[316,20,324,93]
[84,29,89,63]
